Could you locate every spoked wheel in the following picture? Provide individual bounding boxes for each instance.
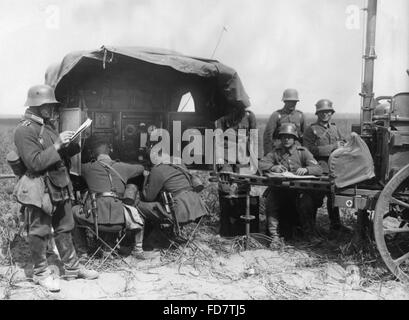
[374,164,409,283]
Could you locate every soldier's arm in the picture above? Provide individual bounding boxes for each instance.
[59,142,81,160]
[142,167,164,201]
[262,113,278,154]
[258,153,276,171]
[302,126,319,156]
[317,143,338,157]
[14,126,61,172]
[337,127,347,142]
[302,149,323,176]
[122,163,145,180]
[300,112,306,135]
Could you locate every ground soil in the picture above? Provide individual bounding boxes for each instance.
[1,214,408,300]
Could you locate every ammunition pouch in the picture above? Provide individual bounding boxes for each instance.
[44,173,73,204]
[13,175,55,216]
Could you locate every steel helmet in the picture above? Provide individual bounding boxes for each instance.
[278,122,298,139]
[24,84,59,107]
[282,88,299,102]
[315,99,335,114]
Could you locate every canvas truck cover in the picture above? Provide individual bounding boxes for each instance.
[44,46,250,121]
[329,132,375,188]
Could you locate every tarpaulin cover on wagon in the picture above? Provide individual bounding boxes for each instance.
[44,46,250,121]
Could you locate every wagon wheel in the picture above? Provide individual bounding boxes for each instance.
[374,164,409,283]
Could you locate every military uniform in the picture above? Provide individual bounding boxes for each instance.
[216,109,257,193]
[138,163,207,224]
[14,109,81,277]
[259,145,322,239]
[263,108,306,155]
[303,122,345,173]
[80,154,144,225]
[216,109,257,133]
[303,122,346,230]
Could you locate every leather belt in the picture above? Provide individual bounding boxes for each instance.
[95,192,123,199]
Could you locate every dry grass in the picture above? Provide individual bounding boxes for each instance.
[0,118,403,299]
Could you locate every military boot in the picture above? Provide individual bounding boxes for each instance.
[29,235,60,292]
[328,208,352,235]
[54,232,99,280]
[266,216,280,241]
[130,229,160,260]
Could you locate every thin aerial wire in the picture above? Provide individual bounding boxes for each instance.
[180,26,228,112]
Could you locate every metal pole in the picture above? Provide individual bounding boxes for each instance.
[360,0,378,139]
[245,191,250,249]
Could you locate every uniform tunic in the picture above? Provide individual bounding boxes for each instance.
[141,164,207,224]
[215,110,257,167]
[81,154,144,225]
[216,110,257,194]
[14,110,80,237]
[259,144,322,238]
[263,108,305,155]
[303,122,346,228]
[259,145,323,176]
[303,122,345,173]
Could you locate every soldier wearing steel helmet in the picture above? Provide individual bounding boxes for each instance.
[303,99,351,235]
[259,123,323,240]
[263,88,306,155]
[13,84,98,292]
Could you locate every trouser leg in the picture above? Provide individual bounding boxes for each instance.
[265,188,280,238]
[279,191,298,239]
[133,228,144,253]
[296,192,317,236]
[327,194,342,229]
[52,202,79,274]
[28,234,49,277]
[26,206,52,277]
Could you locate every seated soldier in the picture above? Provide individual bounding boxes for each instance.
[259,123,323,240]
[74,136,154,260]
[137,150,208,237]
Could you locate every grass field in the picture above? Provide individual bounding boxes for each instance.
[1,113,396,297]
[0,113,360,253]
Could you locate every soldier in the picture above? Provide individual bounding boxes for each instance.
[137,152,208,230]
[77,136,155,260]
[259,123,323,240]
[215,105,257,207]
[263,88,306,155]
[14,84,98,292]
[303,99,350,234]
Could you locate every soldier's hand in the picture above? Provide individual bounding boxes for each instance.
[271,165,287,173]
[296,168,308,176]
[143,170,150,177]
[54,131,75,150]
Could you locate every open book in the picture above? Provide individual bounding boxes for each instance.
[70,118,92,142]
[265,171,319,179]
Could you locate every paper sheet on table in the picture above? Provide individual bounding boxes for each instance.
[70,118,92,141]
[265,171,319,179]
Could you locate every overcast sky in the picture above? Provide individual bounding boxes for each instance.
[0,0,408,116]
